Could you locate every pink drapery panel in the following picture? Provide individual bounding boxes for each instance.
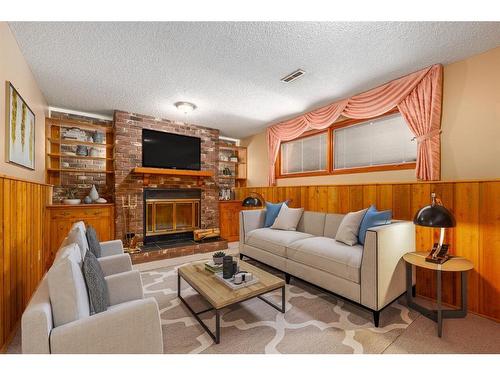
[267,64,443,185]
[267,99,347,184]
[342,67,432,119]
[397,66,443,180]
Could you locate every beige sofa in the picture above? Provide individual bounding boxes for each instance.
[239,210,415,326]
[21,223,163,354]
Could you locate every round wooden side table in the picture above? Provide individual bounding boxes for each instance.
[403,251,473,337]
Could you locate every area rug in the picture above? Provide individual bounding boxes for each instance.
[141,261,419,354]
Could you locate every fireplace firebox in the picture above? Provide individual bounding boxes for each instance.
[143,188,201,244]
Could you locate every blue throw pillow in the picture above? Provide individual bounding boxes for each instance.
[358,205,392,245]
[264,201,287,227]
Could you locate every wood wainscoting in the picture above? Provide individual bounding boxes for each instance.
[0,175,52,352]
[235,180,500,322]
[45,204,115,268]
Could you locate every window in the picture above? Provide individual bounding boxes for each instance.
[333,113,416,170]
[280,132,327,175]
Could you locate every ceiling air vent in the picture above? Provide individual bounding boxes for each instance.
[280,69,306,83]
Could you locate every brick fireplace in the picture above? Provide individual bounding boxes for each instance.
[113,110,220,245]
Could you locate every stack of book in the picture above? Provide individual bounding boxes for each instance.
[204,261,223,274]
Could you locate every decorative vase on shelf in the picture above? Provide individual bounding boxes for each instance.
[89,147,99,157]
[89,184,99,202]
[76,145,88,156]
[83,196,92,204]
[92,131,105,144]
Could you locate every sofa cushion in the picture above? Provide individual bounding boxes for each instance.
[246,228,313,257]
[323,213,345,238]
[358,205,392,245]
[86,225,102,258]
[296,211,326,236]
[48,244,90,327]
[264,201,287,227]
[83,251,110,315]
[66,225,89,260]
[271,204,304,231]
[287,236,363,283]
[335,208,368,246]
[71,221,87,234]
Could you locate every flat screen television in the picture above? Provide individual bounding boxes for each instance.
[142,129,201,170]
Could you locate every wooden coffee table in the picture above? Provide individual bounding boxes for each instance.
[177,260,285,344]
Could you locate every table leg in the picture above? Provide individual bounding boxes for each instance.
[215,310,220,344]
[460,271,468,316]
[406,262,413,306]
[281,285,286,313]
[177,272,181,297]
[437,269,442,337]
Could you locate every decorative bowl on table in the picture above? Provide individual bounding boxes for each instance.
[63,199,81,205]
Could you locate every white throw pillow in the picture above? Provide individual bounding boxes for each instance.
[66,225,89,260]
[48,243,90,327]
[335,208,368,246]
[271,204,304,231]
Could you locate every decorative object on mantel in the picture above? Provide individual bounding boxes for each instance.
[122,194,140,253]
[95,197,108,203]
[83,196,92,204]
[7,82,35,170]
[89,184,99,201]
[62,187,81,205]
[413,192,456,264]
[242,191,265,207]
[212,251,226,265]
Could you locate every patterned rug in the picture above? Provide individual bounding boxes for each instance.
[141,261,418,354]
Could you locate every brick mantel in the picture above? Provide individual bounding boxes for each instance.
[113,110,220,242]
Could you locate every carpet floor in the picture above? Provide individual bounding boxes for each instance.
[142,261,418,354]
[5,257,500,354]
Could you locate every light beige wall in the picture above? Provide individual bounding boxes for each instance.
[240,131,269,187]
[243,46,500,187]
[441,47,500,180]
[0,22,48,183]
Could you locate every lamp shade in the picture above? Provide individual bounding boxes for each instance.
[242,192,264,207]
[413,199,456,228]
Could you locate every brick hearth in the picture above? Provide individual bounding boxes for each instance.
[113,110,220,244]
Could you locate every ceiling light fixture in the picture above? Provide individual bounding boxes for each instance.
[174,101,197,114]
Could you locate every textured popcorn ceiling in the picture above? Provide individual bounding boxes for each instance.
[9,22,500,138]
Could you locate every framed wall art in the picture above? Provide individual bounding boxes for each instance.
[7,82,35,170]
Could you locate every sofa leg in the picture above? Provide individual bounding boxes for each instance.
[412,285,416,297]
[284,273,291,284]
[373,311,380,327]
[239,253,244,260]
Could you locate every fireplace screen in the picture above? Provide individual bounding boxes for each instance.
[145,198,200,237]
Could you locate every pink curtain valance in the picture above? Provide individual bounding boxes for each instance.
[267,64,443,185]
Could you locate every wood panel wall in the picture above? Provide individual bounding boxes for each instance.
[0,175,52,352]
[235,180,500,321]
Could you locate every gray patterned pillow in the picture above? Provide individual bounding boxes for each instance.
[85,225,102,258]
[82,250,110,314]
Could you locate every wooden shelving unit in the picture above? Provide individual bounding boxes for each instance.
[45,117,114,187]
[218,141,247,200]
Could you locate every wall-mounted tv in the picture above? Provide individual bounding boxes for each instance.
[142,129,201,170]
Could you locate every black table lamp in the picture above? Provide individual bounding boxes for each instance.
[413,192,456,264]
[242,192,264,207]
